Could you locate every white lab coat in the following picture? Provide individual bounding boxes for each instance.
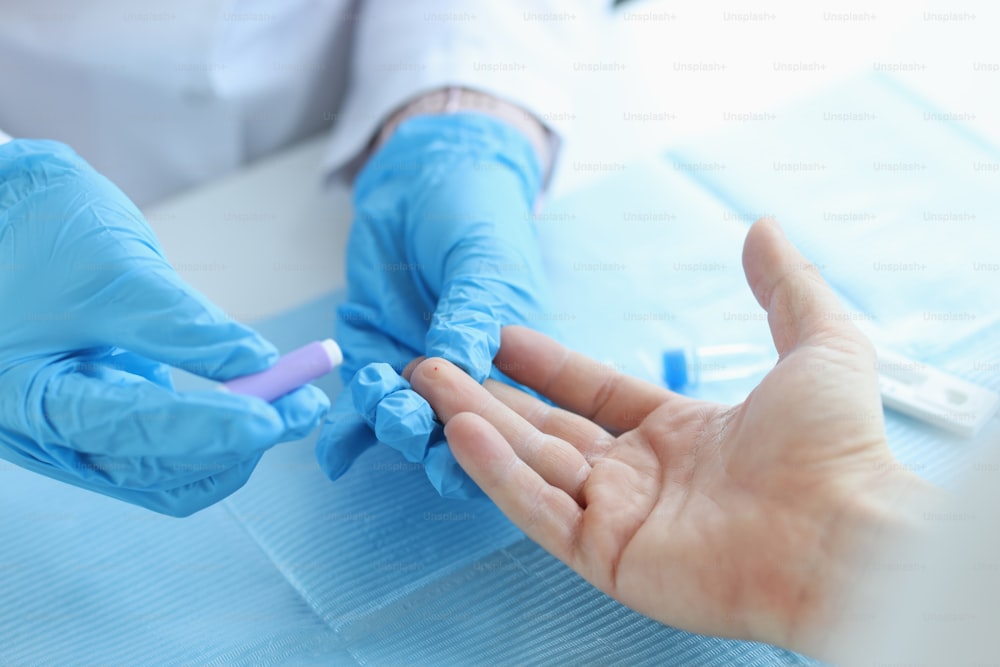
[0,0,611,206]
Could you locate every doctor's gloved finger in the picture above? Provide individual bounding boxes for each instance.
[117,456,263,518]
[374,390,442,463]
[424,275,502,383]
[409,358,592,504]
[268,384,331,442]
[61,352,328,442]
[349,363,441,463]
[424,440,484,500]
[89,266,278,380]
[349,363,410,426]
[315,390,378,481]
[41,370,298,462]
[445,413,582,557]
[70,448,260,493]
[97,349,176,389]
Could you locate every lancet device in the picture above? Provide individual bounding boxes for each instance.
[222,339,343,402]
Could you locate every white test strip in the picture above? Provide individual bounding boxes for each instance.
[876,347,1000,439]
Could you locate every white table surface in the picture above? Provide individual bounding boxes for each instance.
[143,135,351,326]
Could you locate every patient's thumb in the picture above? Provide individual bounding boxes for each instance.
[742,217,859,355]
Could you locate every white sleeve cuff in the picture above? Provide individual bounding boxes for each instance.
[322,0,611,185]
[0,129,12,146]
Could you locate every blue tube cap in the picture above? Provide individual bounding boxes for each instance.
[662,348,691,391]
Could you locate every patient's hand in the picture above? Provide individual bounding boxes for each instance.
[407,218,934,657]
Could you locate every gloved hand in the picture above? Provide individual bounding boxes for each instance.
[316,113,552,498]
[0,139,330,516]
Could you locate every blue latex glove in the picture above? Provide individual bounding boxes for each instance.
[316,113,551,498]
[0,139,330,516]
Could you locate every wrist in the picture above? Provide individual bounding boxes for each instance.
[791,466,944,658]
[354,112,544,210]
[370,87,552,177]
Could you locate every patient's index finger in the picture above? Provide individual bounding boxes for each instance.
[409,358,592,502]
